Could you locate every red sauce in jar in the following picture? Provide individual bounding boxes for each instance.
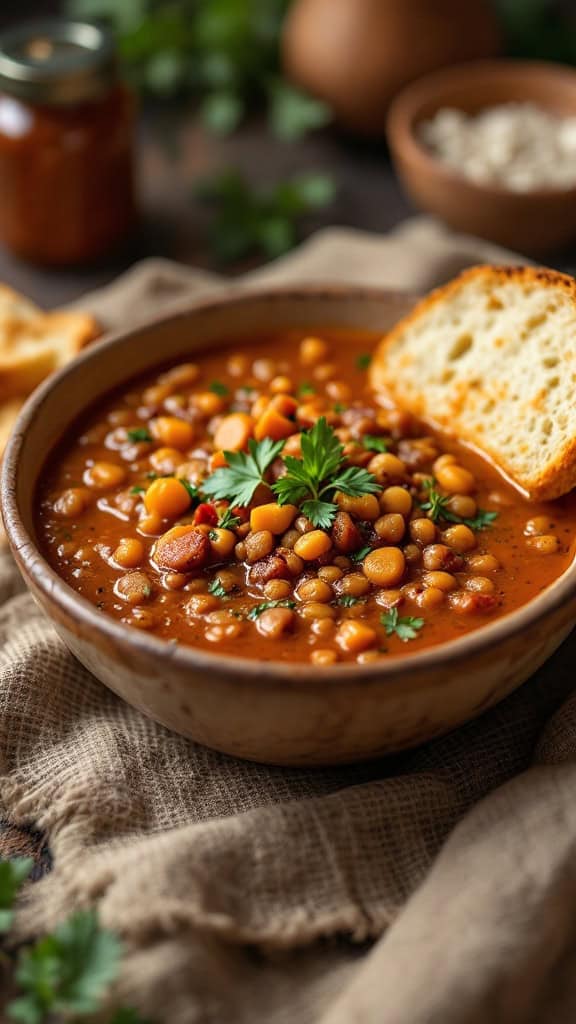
[0,19,135,265]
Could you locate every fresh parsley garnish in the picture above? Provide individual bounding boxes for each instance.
[127,427,152,443]
[272,417,379,529]
[381,608,424,642]
[362,435,390,454]
[1,860,152,1023]
[130,486,146,495]
[217,508,241,531]
[351,545,372,562]
[356,353,371,371]
[209,380,229,397]
[420,478,450,523]
[208,578,229,599]
[8,908,123,1023]
[298,381,316,397]
[247,599,296,620]
[198,170,335,264]
[179,479,200,504]
[333,402,347,414]
[338,595,364,607]
[202,437,285,508]
[145,471,158,480]
[455,509,499,530]
[420,478,498,530]
[0,857,33,934]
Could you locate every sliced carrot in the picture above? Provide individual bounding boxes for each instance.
[251,395,270,419]
[213,412,254,452]
[209,450,228,471]
[282,433,302,457]
[254,407,294,442]
[270,394,297,418]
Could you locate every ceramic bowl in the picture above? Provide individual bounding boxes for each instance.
[3,286,576,766]
[387,60,576,254]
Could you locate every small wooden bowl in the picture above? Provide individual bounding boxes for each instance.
[3,286,576,765]
[387,60,576,254]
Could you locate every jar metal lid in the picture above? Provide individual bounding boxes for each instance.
[0,19,118,106]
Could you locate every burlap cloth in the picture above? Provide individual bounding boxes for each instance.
[2,217,576,1024]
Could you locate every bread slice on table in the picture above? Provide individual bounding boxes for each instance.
[0,285,98,464]
[369,265,576,501]
[0,284,97,399]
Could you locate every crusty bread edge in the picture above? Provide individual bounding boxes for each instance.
[369,264,576,502]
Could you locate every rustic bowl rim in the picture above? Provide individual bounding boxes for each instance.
[387,58,576,200]
[3,281,576,687]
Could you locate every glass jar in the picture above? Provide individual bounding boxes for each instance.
[0,19,136,265]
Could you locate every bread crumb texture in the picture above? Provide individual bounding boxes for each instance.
[369,265,576,500]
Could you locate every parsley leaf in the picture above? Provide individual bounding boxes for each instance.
[297,381,316,397]
[217,508,241,531]
[197,170,335,264]
[209,380,229,397]
[356,353,371,371]
[362,435,390,454]
[457,510,499,530]
[272,418,379,528]
[208,579,228,599]
[381,608,424,642]
[419,478,450,522]
[9,909,122,1022]
[333,402,347,414]
[351,545,372,562]
[130,486,146,495]
[247,599,296,620]
[108,1009,154,1024]
[0,857,33,934]
[338,595,364,607]
[127,428,152,443]
[420,478,498,530]
[179,479,200,505]
[202,437,285,508]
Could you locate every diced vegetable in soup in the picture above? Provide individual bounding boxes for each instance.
[36,329,576,665]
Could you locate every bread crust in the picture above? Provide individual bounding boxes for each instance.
[369,265,576,501]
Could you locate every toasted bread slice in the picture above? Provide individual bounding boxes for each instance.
[369,265,576,501]
[0,285,98,399]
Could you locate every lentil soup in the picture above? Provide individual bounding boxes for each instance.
[36,329,576,665]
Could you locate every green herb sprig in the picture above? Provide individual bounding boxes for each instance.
[217,508,241,531]
[247,599,296,620]
[1,858,150,1023]
[420,478,498,531]
[202,437,285,508]
[208,578,229,599]
[362,435,390,454]
[127,428,152,443]
[68,0,332,140]
[272,418,379,529]
[381,608,424,643]
[197,170,336,264]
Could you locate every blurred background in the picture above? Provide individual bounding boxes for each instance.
[2,0,576,306]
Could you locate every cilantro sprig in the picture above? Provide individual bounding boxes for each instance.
[1,858,150,1024]
[420,478,498,531]
[272,418,379,528]
[208,578,229,599]
[217,508,241,531]
[247,599,296,620]
[0,857,33,934]
[362,435,390,454]
[202,437,285,508]
[127,428,152,443]
[381,608,424,643]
